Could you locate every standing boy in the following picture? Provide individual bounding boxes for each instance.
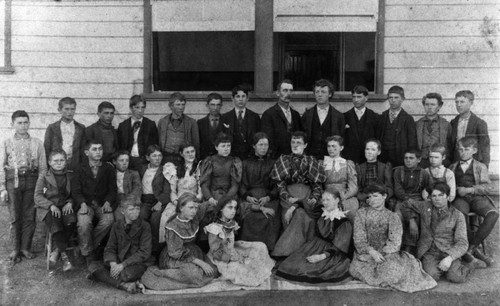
[44,97,86,170]
[450,90,490,167]
[301,79,345,160]
[86,101,118,163]
[0,110,47,263]
[198,93,224,160]
[343,85,380,164]
[379,86,417,168]
[221,85,261,160]
[117,95,159,171]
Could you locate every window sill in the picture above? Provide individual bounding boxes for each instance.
[0,67,15,74]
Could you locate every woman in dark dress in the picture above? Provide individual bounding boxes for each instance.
[276,190,352,283]
[238,132,281,251]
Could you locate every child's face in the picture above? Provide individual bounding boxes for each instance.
[48,153,67,172]
[179,201,199,221]
[130,102,145,119]
[215,142,231,157]
[430,190,448,209]
[423,98,441,117]
[253,138,269,157]
[113,154,129,172]
[98,107,115,125]
[11,117,30,135]
[233,91,248,109]
[455,96,473,115]
[85,144,103,161]
[59,103,76,122]
[170,100,186,117]
[321,192,339,212]
[291,137,307,155]
[181,146,196,163]
[365,141,380,162]
[404,153,420,169]
[367,192,386,210]
[207,99,222,117]
[428,152,445,168]
[314,86,332,105]
[122,205,140,222]
[387,93,404,110]
[146,150,163,167]
[327,140,343,158]
[457,144,477,161]
[220,200,237,221]
[352,93,367,109]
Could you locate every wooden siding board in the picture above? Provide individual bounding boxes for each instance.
[381,84,500,101]
[0,82,143,98]
[12,36,143,52]
[13,5,142,22]
[386,5,500,21]
[12,51,143,68]
[385,52,500,68]
[386,0,500,6]
[2,67,143,83]
[384,68,500,84]
[385,37,499,52]
[385,20,500,37]
[12,20,143,37]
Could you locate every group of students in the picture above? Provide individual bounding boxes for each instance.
[0,78,496,294]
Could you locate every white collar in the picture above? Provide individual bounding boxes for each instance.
[321,208,348,221]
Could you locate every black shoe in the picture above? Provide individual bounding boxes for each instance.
[473,249,494,267]
[462,252,475,263]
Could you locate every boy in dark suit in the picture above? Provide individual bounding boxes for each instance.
[221,85,261,160]
[112,150,142,220]
[261,79,303,159]
[117,95,159,171]
[198,93,224,160]
[86,101,118,163]
[343,85,380,164]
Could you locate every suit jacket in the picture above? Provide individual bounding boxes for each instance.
[44,119,86,170]
[221,108,261,159]
[34,169,73,221]
[119,169,142,204]
[415,115,452,159]
[379,108,417,167]
[139,165,171,206]
[197,115,223,160]
[356,161,394,201]
[343,107,380,164]
[104,217,152,266]
[86,121,119,163]
[261,103,303,159]
[402,200,468,260]
[449,159,492,195]
[450,112,490,166]
[71,162,117,211]
[117,117,159,159]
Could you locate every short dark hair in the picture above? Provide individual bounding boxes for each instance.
[276,79,293,91]
[169,92,186,107]
[429,182,450,196]
[146,144,162,156]
[11,110,29,122]
[422,92,443,106]
[48,149,67,162]
[313,79,334,96]
[325,135,343,146]
[175,193,199,214]
[365,138,382,151]
[352,85,369,96]
[291,131,308,144]
[112,149,130,161]
[429,143,446,157]
[178,142,196,155]
[207,92,223,104]
[252,132,269,146]
[365,183,387,196]
[120,194,141,209]
[98,101,115,113]
[213,195,238,222]
[58,97,76,109]
[231,85,249,97]
[387,85,405,99]
[129,95,146,108]
[84,139,103,151]
[213,132,232,147]
[458,136,478,149]
[455,90,474,102]
[405,148,422,159]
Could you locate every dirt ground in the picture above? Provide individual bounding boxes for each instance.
[1,202,499,306]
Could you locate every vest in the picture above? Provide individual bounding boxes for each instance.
[163,121,186,154]
[454,164,475,188]
[383,118,396,151]
[308,110,332,159]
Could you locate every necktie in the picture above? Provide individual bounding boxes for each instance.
[211,118,218,129]
[426,120,434,134]
[285,109,292,124]
[125,224,132,234]
[133,121,141,133]
[389,111,397,124]
[238,110,243,125]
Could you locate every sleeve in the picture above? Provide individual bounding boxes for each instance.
[71,166,85,210]
[407,114,418,151]
[473,162,492,195]
[122,222,153,267]
[34,175,53,210]
[447,211,469,260]
[206,224,231,263]
[165,229,194,262]
[225,157,242,198]
[103,224,119,263]
[148,120,160,149]
[43,126,52,163]
[36,139,47,175]
[330,221,353,255]
[157,118,166,151]
[194,165,203,201]
[352,210,374,254]
[383,162,394,200]
[0,139,7,191]
[477,119,490,167]
[344,160,358,199]
[163,163,179,202]
[130,170,143,204]
[117,123,125,150]
[190,119,201,157]
[156,174,171,206]
[199,158,213,200]
[105,165,118,208]
[238,161,249,198]
[356,164,368,202]
[381,212,403,254]
[446,169,456,202]
[393,167,407,201]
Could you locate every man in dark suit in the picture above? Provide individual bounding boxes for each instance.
[221,85,261,160]
[343,85,380,164]
[301,79,345,160]
[117,95,159,171]
[198,93,224,160]
[44,97,86,170]
[86,101,119,163]
[378,86,417,168]
[261,79,303,159]
[449,90,490,167]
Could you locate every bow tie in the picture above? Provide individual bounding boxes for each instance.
[133,121,141,131]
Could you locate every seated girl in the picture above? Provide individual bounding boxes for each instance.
[276,190,352,283]
[205,197,275,287]
[238,132,281,252]
[159,142,203,243]
[349,183,437,293]
[322,136,359,220]
[141,193,217,290]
